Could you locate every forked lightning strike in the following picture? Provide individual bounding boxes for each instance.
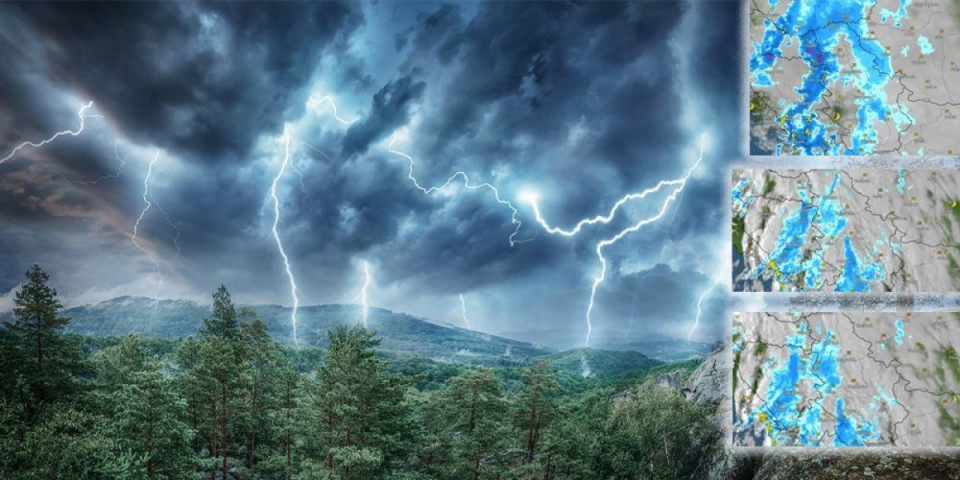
[308,95,356,126]
[525,174,693,237]
[523,137,705,348]
[688,268,723,342]
[387,133,524,246]
[66,141,126,185]
[131,150,164,302]
[459,293,471,329]
[270,134,301,346]
[360,261,371,328]
[1,101,95,165]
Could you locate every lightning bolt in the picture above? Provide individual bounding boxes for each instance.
[270,134,301,346]
[63,141,126,185]
[388,132,524,246]
[1,101,95,165]
[264,96,353,344]
[360,261,371,328]
[308,95,356,126]
[688,268,723,342]
[525,172,694,237]
[523,137,705,349]
[459,293,471,329]
[153,199,182,259]
[131,150,164,302]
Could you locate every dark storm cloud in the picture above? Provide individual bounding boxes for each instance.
[393,1,696,227]
[0,1,742,339]
[1,1,361,164]
[341,76,427,157]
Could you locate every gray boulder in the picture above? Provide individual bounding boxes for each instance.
[684,347,728,405]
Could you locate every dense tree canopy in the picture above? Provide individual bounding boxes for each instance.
[0,266,710,479]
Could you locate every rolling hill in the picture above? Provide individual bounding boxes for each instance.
[0,296,679,377]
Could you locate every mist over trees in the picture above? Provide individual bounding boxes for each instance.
[0,266,712,479]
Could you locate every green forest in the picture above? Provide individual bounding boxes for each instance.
[0,265,715,479]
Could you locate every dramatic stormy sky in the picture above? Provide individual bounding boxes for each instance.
[0,1,741,345]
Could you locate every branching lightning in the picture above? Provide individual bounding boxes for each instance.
[525,174,693,238]
[270,134,301,346]
[131,150,164,302]
[523,137,705,349]
[360,261,371,328]
[266,96,353,344]
[388,133,525,246]
[1,101,95,165]
[688,268,723,342]
[64,141,126,185]
[308,95,356,126]
[459,293,471,329]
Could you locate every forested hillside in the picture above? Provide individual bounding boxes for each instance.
[0,265,713,479]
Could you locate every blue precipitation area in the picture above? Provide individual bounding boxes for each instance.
[917,35,934,55]
[755,172,885,291]
[750,0,915,155]
[732,176,754,213]
[748,324,880,445]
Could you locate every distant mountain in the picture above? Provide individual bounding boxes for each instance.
[0,296,546,365]
[494,327,718,361]
[0,296,679,376]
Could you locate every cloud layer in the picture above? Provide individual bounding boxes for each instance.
[0,1,741,344]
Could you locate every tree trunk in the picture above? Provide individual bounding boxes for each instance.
[222,383,228,480]
[286,379,292,480]
[192,403,200,454]
[34,314,44,406]
[526,389,539,462]
[210,387,218,480]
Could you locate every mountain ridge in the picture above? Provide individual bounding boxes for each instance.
[0,295,706,366]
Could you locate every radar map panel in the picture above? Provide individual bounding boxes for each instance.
[733,312,960,447]
[750,0,960,156]
[732,168,960,292]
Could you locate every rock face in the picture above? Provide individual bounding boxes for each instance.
[753,451,960,480]
[655,369,686,390]
[684,347,728,405]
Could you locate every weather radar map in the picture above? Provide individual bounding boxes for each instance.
[733,312,960,447]
[749,0,960,156]
[733,168,960,292]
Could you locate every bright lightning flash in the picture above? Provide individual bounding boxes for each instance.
[388,133,525,246]
[688,268,723,342]
[1,101,95,165]
[308,95,356,126]
[459,293,471,329]
[360,261,371,328]
[523,137,705,349]
[131,150,164,301]
[270,134,301,346]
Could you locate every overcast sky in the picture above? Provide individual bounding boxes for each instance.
[0,1,741,343]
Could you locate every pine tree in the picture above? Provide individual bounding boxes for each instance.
[0,264,84,422]
[303,325,411,479]
[179,285,245,480]
[202,285,238,340]
[234,308,289,477]
[440,367,513,480]
[518,360,559,463]
[95,335,196,480]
